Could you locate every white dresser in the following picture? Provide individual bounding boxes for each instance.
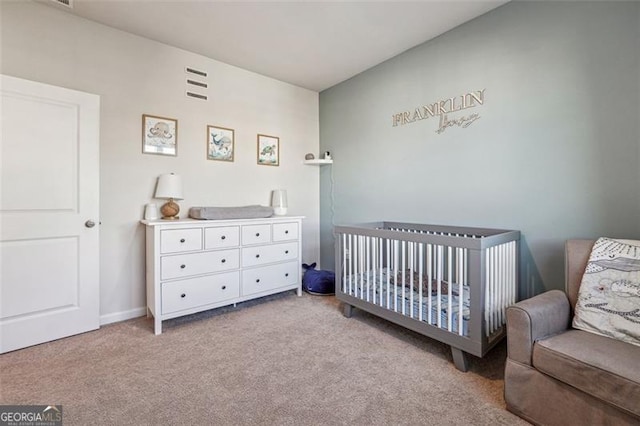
[142,216,304,334]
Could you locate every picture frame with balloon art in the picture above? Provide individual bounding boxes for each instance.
[142,114,178,156]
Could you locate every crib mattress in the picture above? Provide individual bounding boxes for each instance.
[343,268,470,336]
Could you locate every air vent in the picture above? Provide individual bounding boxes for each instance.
[185,67,207,78]
[186,79,208,89]
[186,91,208,101]
[184,66,209,101]
[50,0,73,8]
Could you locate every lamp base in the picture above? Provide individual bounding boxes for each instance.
[160,199,180,220]
[273,207,287,216]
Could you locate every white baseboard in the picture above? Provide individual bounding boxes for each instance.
[100,307,146,326]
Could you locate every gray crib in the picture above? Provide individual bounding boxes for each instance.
[334,222,520,372]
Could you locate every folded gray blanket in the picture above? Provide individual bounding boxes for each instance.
[189,205,274,220]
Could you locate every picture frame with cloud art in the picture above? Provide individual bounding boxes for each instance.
[142,114,178,156]
[207,125,234,162]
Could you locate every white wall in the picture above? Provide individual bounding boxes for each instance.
[1,1,321,323]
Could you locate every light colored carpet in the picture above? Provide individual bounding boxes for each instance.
[0,292,529,425]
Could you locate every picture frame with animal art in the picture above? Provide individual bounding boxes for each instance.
[142,114,178,156]
[207,125,234,162]
[257,134,279,166]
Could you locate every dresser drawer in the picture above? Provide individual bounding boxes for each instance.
[242,224,271,245]
[162,271,240,314]
[272,222,299,242]
[160,228,203,254]
[241,242,298,267]
[242,261,299,296]
[205,226,240,249]
[161,249,239,280]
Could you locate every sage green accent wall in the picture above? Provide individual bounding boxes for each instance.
[319,1,640,297]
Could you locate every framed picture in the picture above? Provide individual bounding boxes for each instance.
[257,134,279,166]
[142,114,177,156]
[207,125,234,162]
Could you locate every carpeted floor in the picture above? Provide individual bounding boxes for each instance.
[0,292,529,425]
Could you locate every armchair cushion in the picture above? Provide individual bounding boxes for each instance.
[533,329,640,417]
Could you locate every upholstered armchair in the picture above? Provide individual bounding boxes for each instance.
[504,240,640,425]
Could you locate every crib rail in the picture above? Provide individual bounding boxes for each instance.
[335,222,519,358]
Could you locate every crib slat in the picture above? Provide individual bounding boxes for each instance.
[361,235,364,301]
[359,236,363,300]
[447,246,452,332]
[407,241,412,318]
[371,237,375,303]
[349,234,353,296]
[386,238,391,310]
[394,240,399,312]
[366,236,370,303]
[342,233,346,294]
[372,237,377,305]
[401,241,406,316]
[419,243,424,322]
[487,247,495,336]
[494,245,500,332]
[493,246,498,335]
[500,243,506,327]
[457,247,463,336]
[360,236,365,300]
[484,248,490,336]
[378,238,382,306]
[353,234,357,298]
[491,246,496,336]
[437,245,442,328]
[427,243,433,325]
[491,246,497,335]
[510,241,516,306]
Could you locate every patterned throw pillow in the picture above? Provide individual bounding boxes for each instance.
[572,237,640,347]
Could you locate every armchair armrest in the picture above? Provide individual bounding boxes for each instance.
[506,290,571,365]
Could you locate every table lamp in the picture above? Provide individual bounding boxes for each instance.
[271,189,287,215]
[155,173,183,220]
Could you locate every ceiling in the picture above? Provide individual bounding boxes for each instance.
[43,0,509,92]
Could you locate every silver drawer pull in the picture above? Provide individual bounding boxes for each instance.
[180,238,185,243]
[180,264,186,269]
[181,293,186,298]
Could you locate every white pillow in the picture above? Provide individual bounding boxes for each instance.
[572,237,640,347]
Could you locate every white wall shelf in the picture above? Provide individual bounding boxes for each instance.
[303,159,333,165]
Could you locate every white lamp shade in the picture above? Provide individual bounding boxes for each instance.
[271,189,287,215]
[155,173,184,200]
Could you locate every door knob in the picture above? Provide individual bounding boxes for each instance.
[85,220,96,228]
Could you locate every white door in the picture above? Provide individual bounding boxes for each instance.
[0,75,100,353]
